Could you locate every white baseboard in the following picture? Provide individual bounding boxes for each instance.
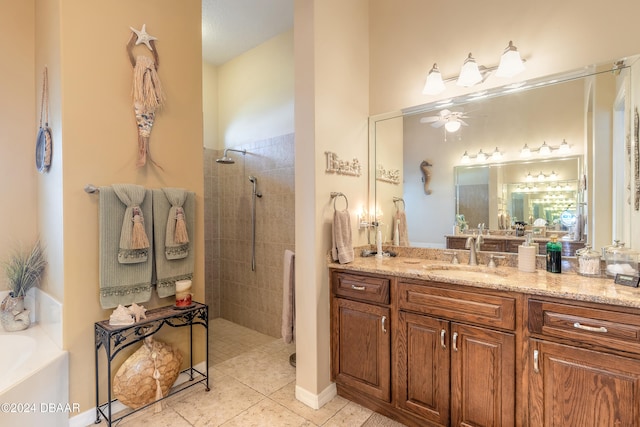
[295,382,337,410]
[69,361,208,427]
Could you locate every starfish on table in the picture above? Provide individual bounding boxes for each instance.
[129,24,157,51]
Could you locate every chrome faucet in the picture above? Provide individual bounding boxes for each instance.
[465,234,483,265]
[478,223,485,235]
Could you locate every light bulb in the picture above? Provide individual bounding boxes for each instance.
[423,63,446,95]
[539,141,551,156]
[461,151,471,164]
[520,144,531,158]
[558,139,571,153]
[476,149,487,162]
[445,119,462,132]
[491,147,502,161]
[456,53,483,87]
[496,41,525,78]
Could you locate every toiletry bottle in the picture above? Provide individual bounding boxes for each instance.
[394,219,400,245]
[546,235,562,273]
[375,229,383,259]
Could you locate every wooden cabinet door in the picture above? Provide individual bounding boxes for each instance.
[331,298,391,401]
[530,340,640,427]
[451,323,515,427]
[396,311,450,426]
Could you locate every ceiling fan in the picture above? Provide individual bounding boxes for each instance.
[420,109,469,132]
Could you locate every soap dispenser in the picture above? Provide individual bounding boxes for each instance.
[518,233,537,272]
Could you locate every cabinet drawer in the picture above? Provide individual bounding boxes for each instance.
[333,272,390,304]
[398,281,516,330]
[529,299,640,354]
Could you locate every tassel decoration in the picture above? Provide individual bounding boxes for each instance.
[174,207,189,244]
[151,350,163,413]
[131,207,150,249]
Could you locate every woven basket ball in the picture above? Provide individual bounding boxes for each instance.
[112,337,183,409]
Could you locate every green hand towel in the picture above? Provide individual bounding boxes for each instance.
[152,189,195,299]
[99,186,153,309]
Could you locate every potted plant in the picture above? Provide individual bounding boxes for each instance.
[1,240,46,331]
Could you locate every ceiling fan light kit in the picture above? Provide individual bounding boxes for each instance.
[423,41,526,95]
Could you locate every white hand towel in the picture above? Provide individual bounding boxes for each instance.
[282,250,295,344]
[332,210,354,264]
[394,211,410,246]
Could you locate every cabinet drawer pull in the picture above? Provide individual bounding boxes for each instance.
[382,316,387,334]
[440,329,446,349]
[453,332,458,352]
[573,322,608,333]
[351,285,366,291]
[533,349,540,373]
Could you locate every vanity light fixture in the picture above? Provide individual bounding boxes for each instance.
[526,170,560,182]
[520,140,571,158]
[457,53,483,87]
[460,147,501,164]
[423,63,446,95]
[423,41,527,96]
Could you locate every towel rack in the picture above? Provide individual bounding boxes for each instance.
[330,192,349,210]
[393,196,405,211]
[84,184,99,194]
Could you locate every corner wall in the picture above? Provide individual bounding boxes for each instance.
[294,0,370,405]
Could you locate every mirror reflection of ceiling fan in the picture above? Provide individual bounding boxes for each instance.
[420,109,469,132]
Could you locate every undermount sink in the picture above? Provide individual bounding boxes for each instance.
[422,264,510,278]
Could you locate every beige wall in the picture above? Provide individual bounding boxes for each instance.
[202,62,219,149]
[369,0,640,115]
[216,30,295,149]
[35,0,204,413]
[0,0,37,273]
[294,0,370,404]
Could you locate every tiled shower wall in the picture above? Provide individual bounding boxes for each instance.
[204,133,295,337]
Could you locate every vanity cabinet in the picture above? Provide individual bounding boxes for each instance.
[397,280,516,426]
[330,271,391,402]
[528,298,640,426]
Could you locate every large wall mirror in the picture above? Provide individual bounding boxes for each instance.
[371,56,639,255]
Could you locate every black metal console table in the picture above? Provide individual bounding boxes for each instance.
[94,302,209,426]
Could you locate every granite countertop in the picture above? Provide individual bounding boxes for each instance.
[329,247,640,310]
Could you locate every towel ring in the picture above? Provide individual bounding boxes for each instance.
[393,197,405,211]
[330,192,349,210]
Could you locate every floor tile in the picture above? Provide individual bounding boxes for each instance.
[89,318,408,427]
[170,374,265,427]
[269,381,350,426]
[322,401,374,427]
[219,398,312,427]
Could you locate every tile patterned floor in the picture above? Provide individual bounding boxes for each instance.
[93,318,406,427]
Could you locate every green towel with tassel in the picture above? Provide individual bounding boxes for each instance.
[99,185,154,309]
[152,188,195,298]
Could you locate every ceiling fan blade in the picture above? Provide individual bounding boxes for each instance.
[420,116,441,123]
[459,119,469,126]
[431,122,445,128]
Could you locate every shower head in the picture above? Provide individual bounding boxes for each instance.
[249,176,257,183]
[216,148,247,164]
[215,156,235,164]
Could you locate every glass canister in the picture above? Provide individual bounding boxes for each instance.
[604,241,639,277]
[576,245,601,276]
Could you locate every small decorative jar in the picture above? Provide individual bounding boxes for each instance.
[603,241,639,277]
[576,245,601,276]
